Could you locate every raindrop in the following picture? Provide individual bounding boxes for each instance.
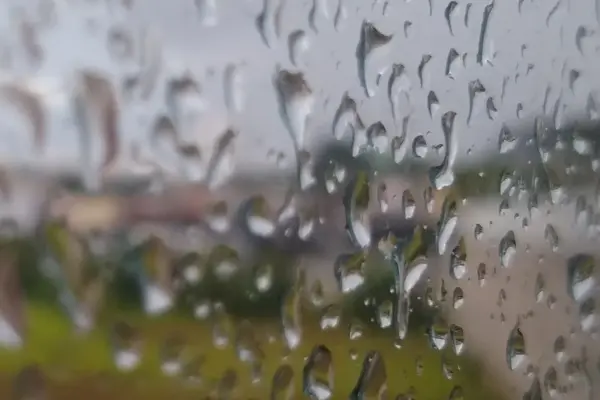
[445,48,461,78]
[223,64,245,113]
[349,320,364,340]
[544,224,559,252]
[160,337,184,376]
[388,64,411,122]
[236,320,262,364]
[271,365,294,400]
[254,263,274,293]
[450,238,467,279]
[474,224,483,240]
[486,97,498,120]
[274,68,314,150]
[424,187,435,213]
[499,231,517,268]
[554,336,566,361]
[437,196,458,254]
[451,325,465,355]
[334,0,347,31]
[498,125,517,154]
[430,111,458,189]
[467,79,486,124]
[310,280,325,307]
[357,21,393,97]
[12,365,46,400]
[344,171,372,249]
[335,253,366,293]
[464,3,472,26]
[332,93,364,140]
[534,273,545,303]
[256,0,284,48]
[303,345,334,400]
[288,30,310,66]
[350,351,387,399]
[320,304,341,330]
[111,322,141,372]
[544,367,559,397]
[402,189,416,219]
[579,298,597,332]
[567,254,596,303]
[282,277,303,350]
[417,54,432,88]
[444,1,458,35]
[506,322,527,370]
[428,318,449,350]
[404,256,428,293]
[403,21,413,37]
[453,287,464,309]
[376,300,393,329]
[367,122,389,154]
[195,0,218,26]
[477,1,495,65]
[477,263,486,286]
[427,91,439,118]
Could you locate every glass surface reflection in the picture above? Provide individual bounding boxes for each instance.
[0,0,597,399]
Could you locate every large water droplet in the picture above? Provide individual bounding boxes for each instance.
[357,21,393,97]
[506,322,527,370]
[303,345,334,400]
[275,68,314,151]
[567,254,596,303]
[499,230,517,268]
[288,30,310,67]
[430,111,458,189]
[350,351,387,399]
[256,0,284,48]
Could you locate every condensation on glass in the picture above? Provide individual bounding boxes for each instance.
[0,0,597,399]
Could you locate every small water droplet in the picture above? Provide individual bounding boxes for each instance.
[288,30,310,66]
[320,304,341,330]
[335,253,366,293]
[567,254,596,303]
[350,351,387,398]
[418,54,432,88]
[275,68,314,150]
[445,1,458,35]
[453,287,464,309]
[544,224,559,252]
[450,238,467,279]
[303,345,334,400]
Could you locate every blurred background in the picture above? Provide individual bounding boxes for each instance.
[0,0,598,399]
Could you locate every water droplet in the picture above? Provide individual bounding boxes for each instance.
[223,64,245,113]
[498,125,517,154]
[534,273,545,303]
[391,119,410,163]
[367,121,389,154]
[437,196,458,254]
[13,365,46,400]
[211,245,240,281]
[350,351,387,399]
[254,263,274,293]
[553,336,566,361]
[335,253,366,293]
[417,54,432,88]
[388,64,411,122]
[320,304,341,330]
[282,276,303,350]
[112,322,141,372]
[275,68,314,150]
[507,322,527,370]
[334,0,347,31]
[544,224,559,252]
[357,21,393,97]
[349,319,365,340]
[451,324,465,355]
[427,91,439,118]
[445,48,461,79]
[445,1,458,35]
[449,385,465,400]
[567,254,596,303]
[453,287,464,309]
[288,30,310,66]
[467,79,486,124]
[160,336,184,376]
[377,300,393,329]
[402,189,416,219]
[499,231,516,268]
[430,111,458,189]
[477,2,495,65]
[344,171,372,248]
[256,0,284,48]
[271,364,294,399]
[332,92,364,140]
[544,367,559,397]
[195,0,218,26]
[404,256,428,293]
[303,345,334,400]
[429,318,449,350]
[450,238,467,279]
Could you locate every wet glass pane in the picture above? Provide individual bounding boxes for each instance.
[0,0,598,399]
